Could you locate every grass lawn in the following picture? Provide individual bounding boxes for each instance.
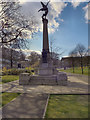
[59,67,88,75]
[45,95,88,118]
[1,75,19,84]
[0,92,21,107]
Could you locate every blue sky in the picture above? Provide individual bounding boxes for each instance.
[22,2,88,58]
[49,2,88,57]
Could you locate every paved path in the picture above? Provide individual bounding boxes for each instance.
[2,93,48,118]
[1,73,89,94]
[0,73,89,119]
[66,72,88,83]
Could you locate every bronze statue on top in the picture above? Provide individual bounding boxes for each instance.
[38,1,50,19]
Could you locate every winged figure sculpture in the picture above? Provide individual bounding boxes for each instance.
[38,1,50,19]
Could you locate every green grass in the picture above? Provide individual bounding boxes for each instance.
[1,75,19,84]
[45,95,88,118]
[0,92,21,107]
[59,67,89,75]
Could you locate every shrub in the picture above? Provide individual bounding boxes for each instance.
[2,68,33,75]
[2,67,7,75]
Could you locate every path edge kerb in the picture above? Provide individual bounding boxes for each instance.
[43,94,50,118]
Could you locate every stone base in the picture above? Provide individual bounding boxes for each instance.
[38,62,57,75]
[19,72,67,86]
[39,67,53,75]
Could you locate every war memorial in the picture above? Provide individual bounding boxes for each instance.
[19,1,67,86]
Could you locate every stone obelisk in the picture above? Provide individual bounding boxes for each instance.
[43,18,49,53]
[42,18,50,63]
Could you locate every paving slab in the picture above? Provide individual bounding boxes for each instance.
[2,93,48,118]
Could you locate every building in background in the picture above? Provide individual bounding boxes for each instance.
[1,46,27,69]
[60,56,90,69]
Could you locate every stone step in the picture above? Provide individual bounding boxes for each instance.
[32,77,56,79]
[19,73,67,86]
[30,75,57,80]
[31,75,57,78]
[29,75,57,85]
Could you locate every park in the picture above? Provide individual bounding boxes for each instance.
[0,0,89,119]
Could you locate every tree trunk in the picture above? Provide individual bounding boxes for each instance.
[72,57,74,73]
[81,55,83,74]
[10,49,13,68]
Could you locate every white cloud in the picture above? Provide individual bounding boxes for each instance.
[83,4,88,22]
[20,0,89,34]
[19,0,89,2]
[70,0,89,8]
[71,2,80,8]
[83,3,90,23]
[69,1,89,23]
[22,49,41,55]
[2,0,88,33]
[16,49,41,56]
[48,2,67,33]
[70,1,89,23]
[20,1,67,34]
[1,0,89,2]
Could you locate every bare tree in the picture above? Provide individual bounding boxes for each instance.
[70,44,87,74]
[0,1,38,69]
[2,45,26,69]
[75,44,86,74]
[10,48,26,68]
[50,38,64,66]
[0,1,37,48]
[69,49,77,73]
[27,52,41,66]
